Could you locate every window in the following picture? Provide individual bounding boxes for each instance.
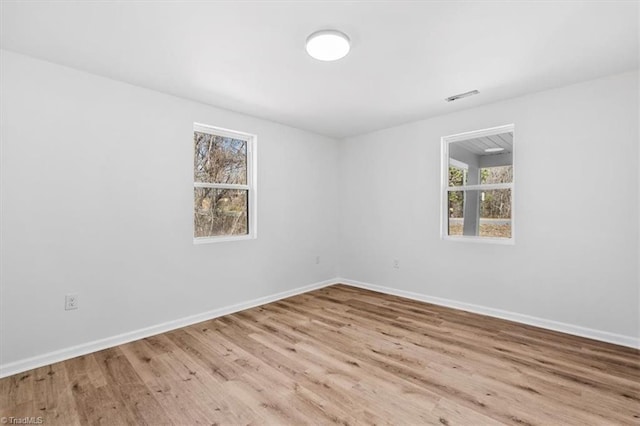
[441,124,514,243]
[193,123,256,243]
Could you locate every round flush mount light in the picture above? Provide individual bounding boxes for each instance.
[306,30,350,61]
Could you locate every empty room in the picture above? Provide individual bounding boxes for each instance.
[0,0,638,424]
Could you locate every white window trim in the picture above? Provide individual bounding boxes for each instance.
[441,124,515,245]
[193,123,257,244]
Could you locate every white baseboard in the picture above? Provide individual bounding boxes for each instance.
[337,278,639,349]
[3,276,636,378]
[0,278,338,379]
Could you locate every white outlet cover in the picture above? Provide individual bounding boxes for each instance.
[65,294,79,310]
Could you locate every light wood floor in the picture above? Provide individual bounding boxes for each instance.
[1,284,638,425]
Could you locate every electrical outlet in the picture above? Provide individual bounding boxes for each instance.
[393,259,400,269]
[315,256,321,264]
[65,293,79,310]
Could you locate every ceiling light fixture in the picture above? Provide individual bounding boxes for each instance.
[445,90,479,102]
[306,30,350,61]
[484,147,505,153]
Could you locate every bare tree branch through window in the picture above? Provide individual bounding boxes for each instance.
[193,129,252,239]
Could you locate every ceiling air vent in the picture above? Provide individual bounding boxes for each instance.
[445,90,479,102]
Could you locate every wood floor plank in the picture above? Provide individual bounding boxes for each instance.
[1,284,639,425]
[92,348,171,425]
[31,363,82,425]
[121,337,241,425]
[64,354,136,425]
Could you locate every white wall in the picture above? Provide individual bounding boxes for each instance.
[1,49,638,374]
[0,50,340,367]
[338,71,639,341]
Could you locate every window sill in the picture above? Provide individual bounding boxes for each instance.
[194,234,256,244]
[442,235,515,245]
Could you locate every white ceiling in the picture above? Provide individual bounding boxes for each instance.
[1,1,638,138]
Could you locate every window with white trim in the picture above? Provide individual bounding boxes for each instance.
[193,123,256,243]
[442,124,514,243]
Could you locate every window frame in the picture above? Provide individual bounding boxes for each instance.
[440,124,515,245]
[193,123,257,244]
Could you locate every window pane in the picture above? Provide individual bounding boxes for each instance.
[480,165,513,184]
[447,189,512,238]
[448,165,468,187]
[194,132,247,184]
[194,188,248,238]
[448,131,513,186]
[447,191,464,235]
